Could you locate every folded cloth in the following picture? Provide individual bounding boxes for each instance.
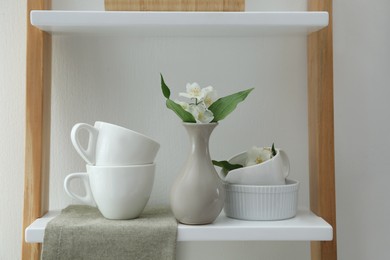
[41,205,177,260]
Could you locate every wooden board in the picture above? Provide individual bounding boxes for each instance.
[22,0,52,259]
[307,0,337,259]
[105,0,244,11]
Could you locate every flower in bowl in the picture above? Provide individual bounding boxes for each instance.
[213,144,290,185]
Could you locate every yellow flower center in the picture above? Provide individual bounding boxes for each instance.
[198,111,205,121]
[255,157,264,164]
[191,88,201,96]
[204,96,213,107]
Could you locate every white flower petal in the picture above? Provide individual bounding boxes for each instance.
[197,109,214,123]
[185,82,203,99]
[203,87,218,108]
[188,104,199,118]
[202,86,214,94]
[179,92,193,99]
[245,146,273,166]
[187,103,214,123]
[246,146,261,166]
[175,100,190,110]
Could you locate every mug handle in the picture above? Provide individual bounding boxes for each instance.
[64,172,96,206]
[71,123,99,165]
[278,149,290,178]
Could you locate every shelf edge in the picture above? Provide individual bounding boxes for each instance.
[30,11,329,36]
[25,209,333,243]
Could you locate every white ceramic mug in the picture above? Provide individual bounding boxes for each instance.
[219,149,290,185]
[71,121,160,166]
[64,164,155,220]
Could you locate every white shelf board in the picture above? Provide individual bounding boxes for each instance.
[25,209,332,243]
[30,11,328,36]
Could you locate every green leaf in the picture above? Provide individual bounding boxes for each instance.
[212,160,244,176]
[209,88,254,122]
[161,74,195,122]
[271,143,277,157]
[166,99,196,123]
[161,74,171,99]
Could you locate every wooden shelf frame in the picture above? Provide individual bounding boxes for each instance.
[22,0,336,259]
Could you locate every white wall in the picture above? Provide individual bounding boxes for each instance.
[333,0,390,259]
[0,1,26,259]
[0,0,389,259]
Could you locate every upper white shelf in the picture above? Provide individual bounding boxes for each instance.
[25,209,332,243]
[30,11,328,36]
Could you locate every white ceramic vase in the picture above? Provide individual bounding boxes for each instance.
[170,122,225,224]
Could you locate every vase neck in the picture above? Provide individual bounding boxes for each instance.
[183,123,217,159]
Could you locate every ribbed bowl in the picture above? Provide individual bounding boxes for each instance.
[223,179,299,221]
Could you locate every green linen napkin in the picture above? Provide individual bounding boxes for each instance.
[41,205,177,260]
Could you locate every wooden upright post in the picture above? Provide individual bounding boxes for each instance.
[307,0,337,259]
[22,0,51,259]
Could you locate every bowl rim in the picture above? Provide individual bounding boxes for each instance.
[223,178,299,188]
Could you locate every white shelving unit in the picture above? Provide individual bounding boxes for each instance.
[25,210,332,243]
[30,11,328,36]
[25,10,334,250]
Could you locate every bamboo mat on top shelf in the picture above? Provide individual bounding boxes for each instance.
[105,0,244,11]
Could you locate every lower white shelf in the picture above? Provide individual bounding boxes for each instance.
[25,209,332,243]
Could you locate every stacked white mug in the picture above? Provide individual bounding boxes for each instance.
[64,121,160,220]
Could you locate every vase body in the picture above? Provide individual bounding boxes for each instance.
[170,123,225,224]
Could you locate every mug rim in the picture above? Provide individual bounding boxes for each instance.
[95,121,160,146]
[86,163,156,170]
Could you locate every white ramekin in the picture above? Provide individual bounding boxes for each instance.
[223,179,299,221]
